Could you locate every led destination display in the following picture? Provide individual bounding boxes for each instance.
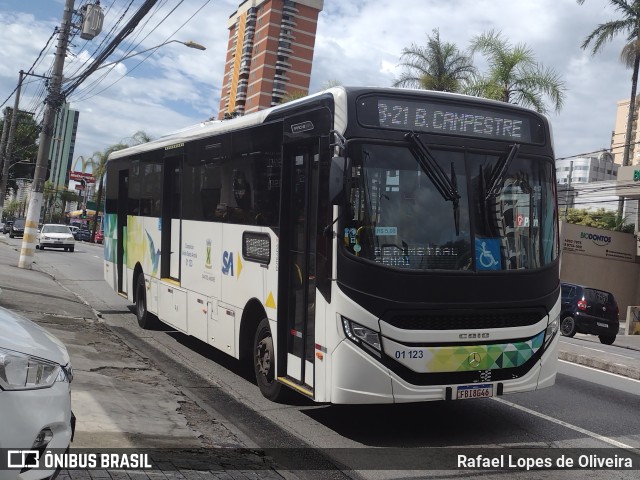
[357,97,545,143]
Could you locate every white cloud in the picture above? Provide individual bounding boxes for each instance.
[0,0,636,161]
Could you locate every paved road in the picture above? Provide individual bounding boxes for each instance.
[1,236,639,480]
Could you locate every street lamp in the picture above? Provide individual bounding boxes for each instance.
[64,40,206,80]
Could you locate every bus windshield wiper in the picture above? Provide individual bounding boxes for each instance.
[405,132,461,235]
[485,143,520,200]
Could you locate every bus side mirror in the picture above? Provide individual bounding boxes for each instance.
[329,156,348,205]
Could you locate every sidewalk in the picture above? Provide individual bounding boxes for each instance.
[558,329,640,380]
[0,239,285,479]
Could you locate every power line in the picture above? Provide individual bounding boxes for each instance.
[63,0,161,97]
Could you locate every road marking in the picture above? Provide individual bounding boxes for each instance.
[559,359,640,383]
[492,396,639,452]
[559,340,636,359]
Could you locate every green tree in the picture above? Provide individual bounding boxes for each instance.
[577,1,640,223]
[566,207,634,232]
[464,30,566,114]
[393,28,476,92]
[0,111,39,193]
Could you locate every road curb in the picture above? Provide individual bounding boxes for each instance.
[558,351,640,380]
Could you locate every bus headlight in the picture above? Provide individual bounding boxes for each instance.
[342,317,381,353]
[544,313,560,349]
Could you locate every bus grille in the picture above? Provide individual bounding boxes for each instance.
[383,309,546,330]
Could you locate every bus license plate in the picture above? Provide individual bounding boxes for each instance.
[456,384,493,400]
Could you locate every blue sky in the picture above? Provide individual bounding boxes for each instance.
[0,0,632,164]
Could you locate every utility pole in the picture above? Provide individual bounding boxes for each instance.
[0,107,11,218]
[563,160,573,221]
[19,0,74,269]
[0,71,25,223]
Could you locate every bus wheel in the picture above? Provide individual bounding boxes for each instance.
[135,274,156,329]
[254,318,286,401]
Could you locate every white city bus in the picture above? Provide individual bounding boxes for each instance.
[103,87,560,404]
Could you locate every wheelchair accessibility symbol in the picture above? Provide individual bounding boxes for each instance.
[475,238,501,270]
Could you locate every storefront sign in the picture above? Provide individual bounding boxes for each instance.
[560,222,636,263]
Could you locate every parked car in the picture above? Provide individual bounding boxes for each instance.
[560,282,620,345]
[36,224,75,252]
[9,218,25,238]
[0,305,74,477]
[95,230,104,244]
[3,220,14,234]
[76,228,92,242]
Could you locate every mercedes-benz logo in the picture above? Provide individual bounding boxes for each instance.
[468,352,482,368]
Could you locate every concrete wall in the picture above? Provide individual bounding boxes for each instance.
[560,222,640,319]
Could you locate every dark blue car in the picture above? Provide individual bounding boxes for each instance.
[560,282,619,345]
[75,228,92,242]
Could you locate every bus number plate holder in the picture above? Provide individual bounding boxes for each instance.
[456,384,493,400]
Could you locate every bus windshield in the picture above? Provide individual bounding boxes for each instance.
[342,141,557,271]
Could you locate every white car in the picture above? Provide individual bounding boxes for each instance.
[0,306,74,480]
[36,224,75,252]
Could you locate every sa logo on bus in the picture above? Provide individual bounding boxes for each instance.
[222,251,234,276]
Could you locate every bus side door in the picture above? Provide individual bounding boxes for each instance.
[277,108,332,397]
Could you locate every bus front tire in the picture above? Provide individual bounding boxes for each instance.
[254,318,287,402]
[135,274,157,329]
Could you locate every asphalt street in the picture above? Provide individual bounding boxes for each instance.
[0,236,639,480]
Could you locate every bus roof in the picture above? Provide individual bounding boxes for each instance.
[107,86,549,161]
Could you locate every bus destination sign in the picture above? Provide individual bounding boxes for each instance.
[357,97,544,143]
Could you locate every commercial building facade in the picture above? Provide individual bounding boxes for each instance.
[611,97,640,166]
[48,103,79,189]
[218,0,324,118]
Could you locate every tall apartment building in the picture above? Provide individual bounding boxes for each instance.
[48,103,79,189]
[218,0,324,118]
[611,97,640,166]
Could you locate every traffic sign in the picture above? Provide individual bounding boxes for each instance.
[70,171,95,183]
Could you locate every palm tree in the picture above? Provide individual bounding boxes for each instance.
[464,30,566,114]
[393,28,476,92]
[577,0,640,223]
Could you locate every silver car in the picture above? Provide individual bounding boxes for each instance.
[36,224,75,252]
[0,306,74,480]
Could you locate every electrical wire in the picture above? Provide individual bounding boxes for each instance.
[72,0,211,103]
[63,0,161,97]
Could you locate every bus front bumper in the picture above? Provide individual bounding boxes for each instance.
[330,334,559,404]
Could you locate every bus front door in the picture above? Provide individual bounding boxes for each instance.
[278,141,320,397]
